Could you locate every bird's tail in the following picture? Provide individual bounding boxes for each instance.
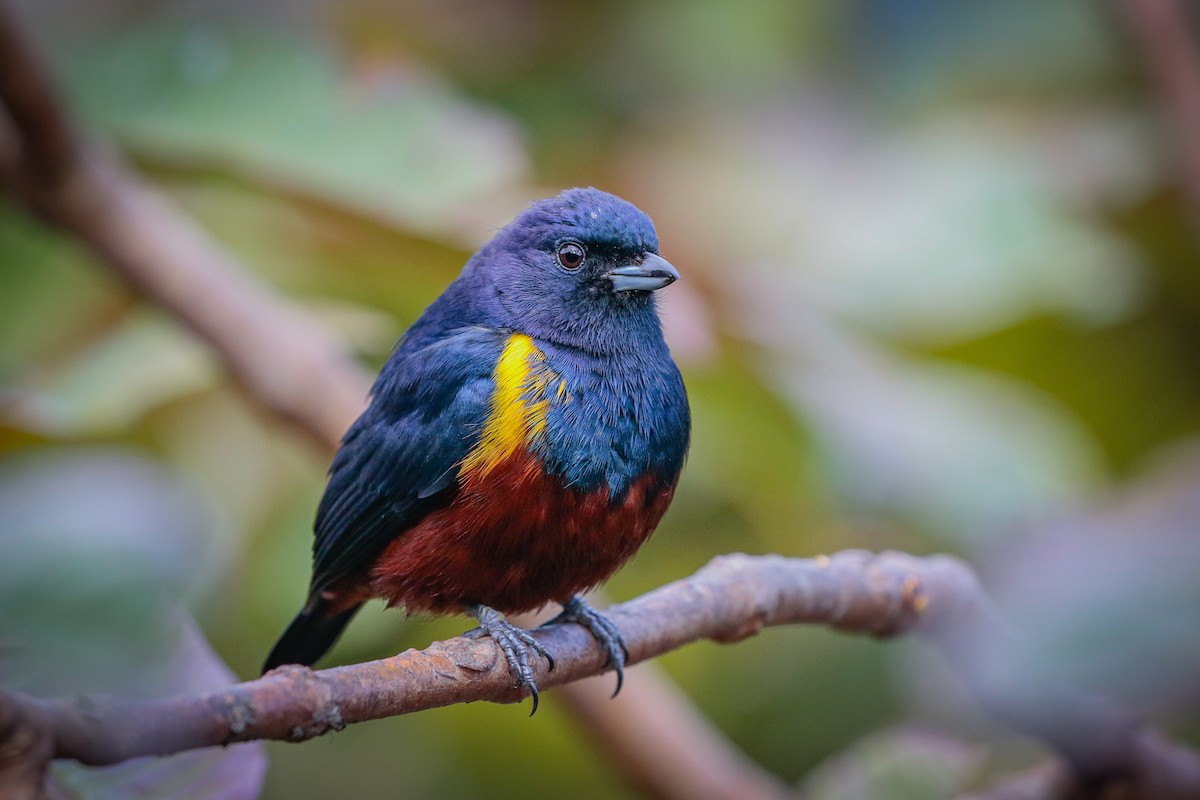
[262,596,362,674]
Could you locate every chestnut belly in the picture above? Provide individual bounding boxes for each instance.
[368,452,676,614]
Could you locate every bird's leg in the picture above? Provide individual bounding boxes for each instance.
[463,603,554,715]
[543,595,628,697]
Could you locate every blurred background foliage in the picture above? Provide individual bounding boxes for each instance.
[2,0,1199,798]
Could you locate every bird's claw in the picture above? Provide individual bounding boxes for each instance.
[544,595,628,697]
[467,604,554,715]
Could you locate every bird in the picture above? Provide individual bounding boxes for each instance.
[262,187,691,711]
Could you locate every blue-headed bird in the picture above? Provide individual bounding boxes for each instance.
[263,188,691,711]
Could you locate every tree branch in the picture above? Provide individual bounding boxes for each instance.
[0,141,371,454]
[0,3,76,182]
[1,550,1194,800]
[0,6,368,457]
[0,691,54,800]
[961,729,1200,800]
[559,673,793,800]
[36,551,936,763]
[1119,0,1200,236]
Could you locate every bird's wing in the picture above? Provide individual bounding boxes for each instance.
[309,327,504,595]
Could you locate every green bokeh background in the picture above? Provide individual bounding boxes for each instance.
[3,1,1199,798]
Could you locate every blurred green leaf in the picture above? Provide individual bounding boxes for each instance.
[58,17,529,233]
[0,204,125,379]
[0,449,227,692]
[149,173,468,327]
[5,311,218,437]
[802,726,982,800]
[772,327,1104,542]
[627,103,1151,346]
[850,0,1123,108]
[933,305,1200,473]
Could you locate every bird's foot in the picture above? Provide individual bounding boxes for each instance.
[465,604,554,715]
[544,595,628,697]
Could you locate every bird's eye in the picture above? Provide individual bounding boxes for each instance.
[557,241,586,271]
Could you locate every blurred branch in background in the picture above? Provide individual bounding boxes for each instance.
[1120,0,1200,236]
[0,3,367,454]
[0,2,74,182]
[558,673,789,800]
[963,731,1200,800]
[0,690,53,800]
[3,551,1200,799]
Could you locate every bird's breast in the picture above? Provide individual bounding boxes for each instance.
[457,331,686,498]
[363,331,687,613]
[369,448,676,614]
[458,332,564,482]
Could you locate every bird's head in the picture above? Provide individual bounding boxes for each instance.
[473,187,679,353]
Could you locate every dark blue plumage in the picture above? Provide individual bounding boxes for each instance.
[264,188,690,709]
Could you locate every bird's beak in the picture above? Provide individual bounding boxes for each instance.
[606,252,680,293]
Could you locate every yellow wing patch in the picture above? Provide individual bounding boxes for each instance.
[460,334,559,480]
